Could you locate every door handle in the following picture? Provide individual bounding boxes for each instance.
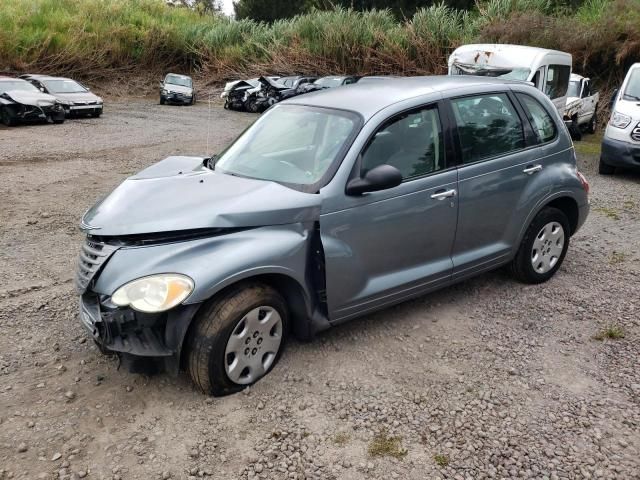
[430,189,456,200]
[523,164,543,175]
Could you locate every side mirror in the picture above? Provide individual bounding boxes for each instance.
[39,87,45,92]
[346,164,402,196]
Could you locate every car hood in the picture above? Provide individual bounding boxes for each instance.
[81,156,322,236]
[3,90,57,106]
[164,84,192,94]
[53,92,102,103]
[613,98,640,118]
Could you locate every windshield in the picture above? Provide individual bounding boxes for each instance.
[43,79,87,94]
[315,77,344,88]
[567,80,580,98]
[215,104,360,189]
[623,68,640,100]
[0,80,40,95]
[165,74,192,88]
[452,64,531,81]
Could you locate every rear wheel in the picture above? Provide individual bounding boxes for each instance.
[187,283,288,396]
[509,207,570,284]
[599,156,615,175]
[1,106,17,126]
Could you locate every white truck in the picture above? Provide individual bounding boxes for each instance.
[565,73,599,136]
[448,44,573,122]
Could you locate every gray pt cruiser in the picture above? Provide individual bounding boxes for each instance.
[77,76,590,395]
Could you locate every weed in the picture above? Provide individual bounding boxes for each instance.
[594,207,620,220]
[332,432,350,446]
[593,325,625,341]
[368,430,407,459]
[609,251,627,265]
[434,454,450,467]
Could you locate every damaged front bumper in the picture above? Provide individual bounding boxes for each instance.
[79,291,200,373]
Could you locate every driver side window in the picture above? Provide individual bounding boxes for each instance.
[361,105,444,180]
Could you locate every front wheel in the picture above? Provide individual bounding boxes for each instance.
[160,97,165,105]
[509,207,570,284]
[599,157,615,175]
[186,283,288,396]
[1,106,17,126]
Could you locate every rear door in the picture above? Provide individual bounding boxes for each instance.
[320,103,459,322]
[447,91,545,280]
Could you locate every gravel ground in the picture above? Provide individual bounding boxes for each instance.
[0,99,639,480]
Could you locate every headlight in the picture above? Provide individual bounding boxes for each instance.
[610,111,632,129]
[111,274,194,313]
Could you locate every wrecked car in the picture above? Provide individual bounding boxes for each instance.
[77,76,589,396]
[20,74,104,118]
[0,76,66,126]
[243,76,304,113]
[564,74,599,136]
[600,62,640,174]
[298,75,360,94]
[160,73,195,105]
[221,77,280,111]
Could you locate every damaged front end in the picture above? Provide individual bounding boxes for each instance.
[0,92,65,125]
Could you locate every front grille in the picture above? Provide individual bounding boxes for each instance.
[631,122,640,142]
[75,238,118,293]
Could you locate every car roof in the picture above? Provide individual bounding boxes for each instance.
[284,75,526,120]
[0,76,28,82]
[166,73,191,79]
[22,74,74,81]
[570,73,585,81]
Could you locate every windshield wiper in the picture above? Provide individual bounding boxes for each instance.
[204,155,218,170]
[623,94,640,101]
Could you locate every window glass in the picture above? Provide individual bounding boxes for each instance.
[544,65,570,99]
[451,93,525,163]
[361,106,444,180]
[517,93,557,144]
[623,68,640,100]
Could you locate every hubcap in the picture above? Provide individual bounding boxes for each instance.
[224,306,283,385]
[531,221,565,274]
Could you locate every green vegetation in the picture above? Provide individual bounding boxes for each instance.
[609,251,627,265]
[1,0,638,86]
[594,206,620,220]
[368,430,408,459]
[593,324,626,340]
[434,453,450,467]
[332,432,351,446]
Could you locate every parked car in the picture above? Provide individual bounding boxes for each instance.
[278,76,318,89]
[160,73,195,105]
[244,76,309,113]
[76,76,589,395]
[600,63,640,174]
[221,77,280,111]
[298,75,360,94]
[20,74,103,118]
[0,76,65,126]
[564,74,599,137]
[448,44,572,119]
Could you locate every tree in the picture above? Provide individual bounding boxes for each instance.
[234,0,313,21]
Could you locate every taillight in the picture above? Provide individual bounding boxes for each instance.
[577,171,590,195]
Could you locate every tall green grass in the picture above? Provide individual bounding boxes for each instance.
[0,0,637,85]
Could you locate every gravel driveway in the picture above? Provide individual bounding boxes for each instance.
[0,100,639,480]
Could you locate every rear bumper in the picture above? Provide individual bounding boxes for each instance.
[161,93,192,104]
[601,136,640,169]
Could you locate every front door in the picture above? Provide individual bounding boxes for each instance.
[320,103,459,322]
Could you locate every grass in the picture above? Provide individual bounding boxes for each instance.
[0,0,638,91]
[593,325,626,340]
[434,454,450,467]
[609,251,627,265]
[332,432,350,446]
[594,207,621,220]
[368,430,408,459]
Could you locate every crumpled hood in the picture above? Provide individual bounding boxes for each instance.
[4,90,57,106]
[163,84,192,95]
[565,96,582,116]
[81,156,322,236]
[54,92,102,103]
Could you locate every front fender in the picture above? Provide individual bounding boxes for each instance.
[93,223,315,309]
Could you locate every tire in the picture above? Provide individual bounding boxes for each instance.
[52,115,65,124]
[186,283,288,396]
[509,207,570,284]
[569,115,582,141]
[587,107,597,134]
[160,97,165,105]
[599,157,615,175]
[245,97,258,114]
[91,110,102,118]
[1,106,17,126]
[190,95,196,105]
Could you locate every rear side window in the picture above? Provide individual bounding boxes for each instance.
[361,105,444,180]
[545,65,570,99]
[451,93,525,164]
[517,93,557,144]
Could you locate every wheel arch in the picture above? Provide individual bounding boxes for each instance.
[177,272,325,371]
[517,193,581,249]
